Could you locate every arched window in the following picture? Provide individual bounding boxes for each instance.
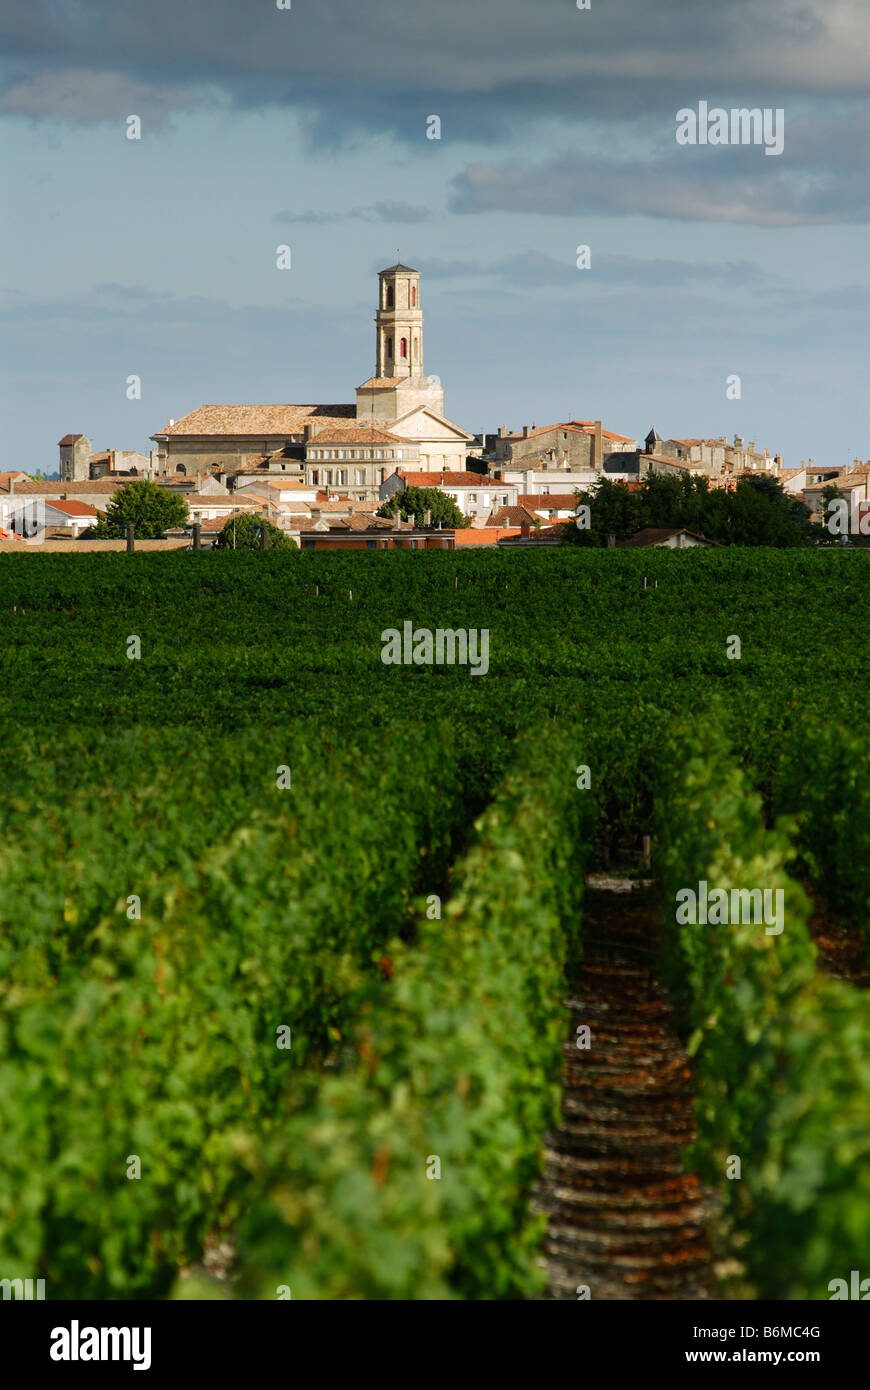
[411,285,417,306]
[387,336,393,359]
[387,285,394,308]
[400,337,407,358]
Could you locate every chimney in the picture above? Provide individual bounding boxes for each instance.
[592,420,603,472]
[748,441,756,453]
[522,425,530,439]
[423,508,432,527]
[498,424,508,438]
[8,478,13,495]
[393,507,401,530]
[532,420,537,430]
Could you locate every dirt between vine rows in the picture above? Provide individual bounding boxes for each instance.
[534,885,716,1300]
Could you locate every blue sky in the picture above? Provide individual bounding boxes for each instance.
[1,0,867,472]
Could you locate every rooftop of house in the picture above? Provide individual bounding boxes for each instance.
[396,470,497,488]
[618,527,719,548]
[152,404,357,437]
[520,493,580,508]
[503,420,636,445]
[57,434,85,446]
[44,499,99,517]
[489,504,541,527]
[309,424,406,444]
[0,479,126,495]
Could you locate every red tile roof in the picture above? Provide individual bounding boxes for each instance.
[309,424,405,444]
[503,420,635,445]
[152,405,356,437]
[44,499,99,517]
[396,470,496,488]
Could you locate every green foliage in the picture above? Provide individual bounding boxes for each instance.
[772,723,870,958]
[0,549,868,1299]
[377,486,470,529]
[213,513,296,549]
[91,480,189,539]
[0,725,481,1296]
[566,471,815,547]
[232,735,594,1299]
[656,725,870,1297]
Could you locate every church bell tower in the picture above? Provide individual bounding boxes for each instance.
[376,259,423,380]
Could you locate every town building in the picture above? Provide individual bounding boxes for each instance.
[151,262,475,481]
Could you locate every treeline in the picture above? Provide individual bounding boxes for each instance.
[566,472,820,547]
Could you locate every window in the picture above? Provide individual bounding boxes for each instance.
[387,336,393,359]
[356,470,365,486]
[325,470,332,485]
[400,337,407,358]
[411,285,416,306]
[311,469,319,484]
[337,469,347,486]
[338,450,346,459]
[396,449,403,460]
[366,539,376,549]
[468,493,477,503]
[376,449,384,459]
[387,285,394,308]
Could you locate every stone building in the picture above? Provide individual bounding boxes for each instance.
[58,434,92,482]
[493,420,637,472]
[152,262,474,481]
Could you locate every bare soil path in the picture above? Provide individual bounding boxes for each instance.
[534,885,716,1300]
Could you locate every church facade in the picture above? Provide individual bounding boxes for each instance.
[151,262,474,492]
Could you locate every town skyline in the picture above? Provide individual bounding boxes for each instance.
[2,1,867,473]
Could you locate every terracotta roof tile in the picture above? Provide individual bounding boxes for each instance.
[309,424,405,444]
[152,405,356,437]
[396,470,495,488]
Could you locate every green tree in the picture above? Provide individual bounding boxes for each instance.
[213,513,296,549]
[563,470,814,548]
[91,480,189,539]
[376,486,470,529]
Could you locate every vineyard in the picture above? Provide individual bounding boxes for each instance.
[0,547,868,1300]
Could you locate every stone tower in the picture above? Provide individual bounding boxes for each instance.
[58,434,92,482]
[358,260,445,421]
[375,261,423,379]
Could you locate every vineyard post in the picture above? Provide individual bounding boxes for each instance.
[126,524,135,553]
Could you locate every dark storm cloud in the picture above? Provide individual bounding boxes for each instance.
[1,0,866,130]
[1,1,866,223]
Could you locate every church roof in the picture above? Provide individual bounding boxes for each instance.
[357,377,404,389]
[309,424,406,444]
[152,405,356,438]
[380,263,418,275]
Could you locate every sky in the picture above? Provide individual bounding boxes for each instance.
[1,0,867,473]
